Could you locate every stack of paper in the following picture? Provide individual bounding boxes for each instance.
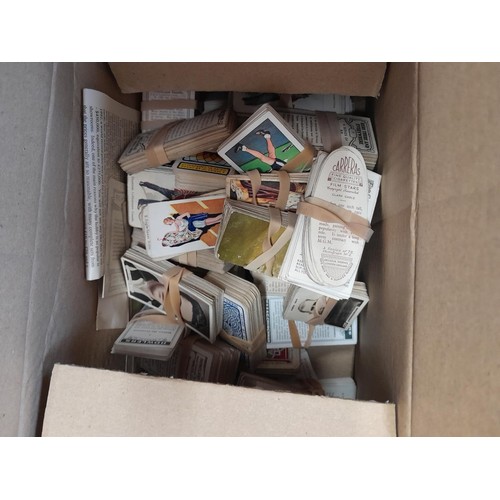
[127,333,240,385]
[278,109,378,169]
[176,334,241,385]
[119,107,237,174]
[141,91,197,132]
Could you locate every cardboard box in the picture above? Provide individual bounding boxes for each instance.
[1,62,499,437]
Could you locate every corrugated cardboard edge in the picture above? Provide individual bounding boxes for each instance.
[356,63,419,437]
[42,364,396,437]
[108,62,387,97]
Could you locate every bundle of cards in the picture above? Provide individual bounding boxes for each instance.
[215,199,296,277]
[204,270,267,369]
[237,372,296,393]
[121,248,223,343]
[170,248,233,275]
[283,281,369,330]
[237,370,323,396]
[111,306,185,361]
[251,349,323,393]
[141,91,197,132]
[126,352,180,377]
[128,333,240,385]
[141,193,225,260]
[130,227,146,251]
[175,334,240,385]
[278,109,379,169]
[299,147,370,288]
[226,172,309,210]
[280,149,380,300]
[128,166,201,228]
[172,152,235,193]
[265,294,358,347]
[217,104,309,174]
[249,272,291,298]
[119,107,237,173]
[255,347,301,375]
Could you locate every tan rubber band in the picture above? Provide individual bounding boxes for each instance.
[287,321,303,349]
[161,267,191,324]
[145,121,181,167]
[245,214,296,272]
[275,170,290,210]
[219,327,267,354]
[300,296,339,347]
[177,252,198,268]
[246,169,290,210]
[304,324,315,348]
[264,208,282,252]
[297,196,373,242]
[282,142,315,173]
[262,207,282,275]
[316,111,342,152]
[186,251,198,268]
[141,120,174,132]
[246,168,262,206]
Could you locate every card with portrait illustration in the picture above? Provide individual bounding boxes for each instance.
[121,250,223,343]
[141,194,226,260]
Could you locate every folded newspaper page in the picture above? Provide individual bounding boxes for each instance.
[83,88,140,280]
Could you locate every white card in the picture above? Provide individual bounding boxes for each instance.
[303,147,369,287]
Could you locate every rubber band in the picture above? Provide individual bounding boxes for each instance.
[297,196,373,242]
[144,120,181,167]
[282,142,315,173]
[245,213,296,272]
[316,111,342,152]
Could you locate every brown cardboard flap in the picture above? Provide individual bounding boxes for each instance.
[411,63,500,436]
[108,62,387,97]
[42,364,396,437]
